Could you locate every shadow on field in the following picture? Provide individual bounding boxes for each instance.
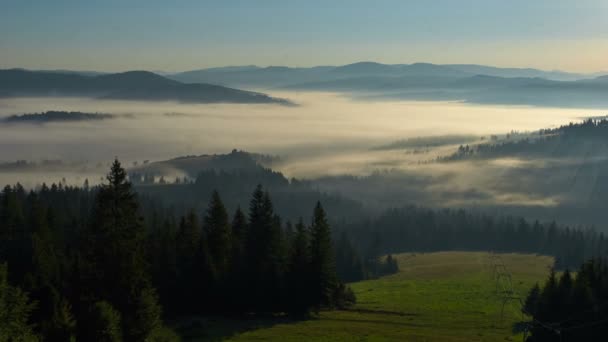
[322,316,427,328]
[171,314,305,341]
[512,321,529,334]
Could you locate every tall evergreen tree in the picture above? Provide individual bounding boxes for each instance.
[309,202,338,309]
[174,210,202,313]
[203,191,231,280]
[78,159,162,341]
[245,185,285,311]
[287,219,312,315]
[228,207,247,310]
[230,207,247,273]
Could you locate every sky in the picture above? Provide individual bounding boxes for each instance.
[1,0,607,73]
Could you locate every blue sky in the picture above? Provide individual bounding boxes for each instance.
[1,0,607,72]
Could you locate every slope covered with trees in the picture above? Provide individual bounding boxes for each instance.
[442,119,608,161]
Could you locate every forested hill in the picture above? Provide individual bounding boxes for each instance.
[129,150,365,223]
[443,119,608,161]
[0,69,291,104]
[3,111,113,123]
[129,149,280,179]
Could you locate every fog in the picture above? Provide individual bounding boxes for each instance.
[0,92,599,163]
[0,92,605,210]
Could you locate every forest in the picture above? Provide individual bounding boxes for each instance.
[2,159,606,340]
[442,119,608,161]
[0,160,358,341]
[524,257,608,340]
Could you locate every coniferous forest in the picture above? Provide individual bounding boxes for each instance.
[524,257,608,340]
[0,160,355,341]
[2,159,608,340]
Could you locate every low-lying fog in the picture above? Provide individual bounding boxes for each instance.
[0,91,605,215]
[0,92,599,163]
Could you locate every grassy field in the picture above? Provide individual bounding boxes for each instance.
[176,251,553,341]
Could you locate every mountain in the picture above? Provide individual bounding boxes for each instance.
[582,75,608,84]
[167,62,608,107]
[445,64,588,81]
[0,69,291,105]
[169,62,470,88]
[171,65,334,88]
[168,62,596,89]
[330,61,398,75]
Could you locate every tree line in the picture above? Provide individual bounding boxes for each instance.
[0,160,353,341]
[339,206,607,270]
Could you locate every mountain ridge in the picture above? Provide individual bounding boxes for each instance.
[0,69,291,105]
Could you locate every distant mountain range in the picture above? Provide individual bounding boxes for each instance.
[168,62,608,108]
[3,63,608,108]
[169,61,604,86]
[0,69,291,105]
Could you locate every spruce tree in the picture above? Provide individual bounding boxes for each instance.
[228,207,247,311]
[309,202,338,309]
[287,219,312,315]
[175,211,201,313]
[0,263,37,341]
[245,185,284,311]
[89,301,122,342]
[79,159,162,341]
[230,207,247,273]
[203,191,231,280]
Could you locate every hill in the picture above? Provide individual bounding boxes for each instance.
[128,150,279,179]
[3,110,113,123]
[0,69,291,105]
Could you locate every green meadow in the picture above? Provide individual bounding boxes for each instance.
[177,251,554,341]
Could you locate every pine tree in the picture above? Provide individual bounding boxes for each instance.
[175,211,202,313]
[89,301,122,342]
[245,185,285,311]
[203,191,231,280]
[128,288,162,342]
[309,202,338,310]
[230,207,247,273]
[0,263,37,341]
[228,207,247,311]
[24,193,67,339]
[78,159,163,341]
[287,219,312,315]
